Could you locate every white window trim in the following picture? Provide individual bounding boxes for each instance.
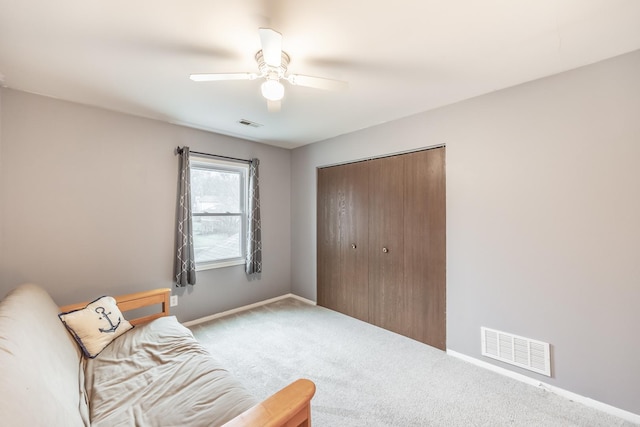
[196,258,245,271]
[190,156,249,271]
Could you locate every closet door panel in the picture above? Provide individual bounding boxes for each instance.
[404,148,446,349]
[340,161,369,321]
[368,155,405,333]
[317,162,369,321]
[317,166,341,312]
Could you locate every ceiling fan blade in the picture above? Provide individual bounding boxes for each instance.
[190,72,256,82]
[267,99,281,113]
[259,28,282,67]
[287,74,349,92]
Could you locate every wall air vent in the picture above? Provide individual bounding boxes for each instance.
[237,119,262,128]
[481,327,551,377]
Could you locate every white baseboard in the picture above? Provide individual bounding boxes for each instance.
[447,349,640,424]
[286,293,317,306]
[183,293,315,327]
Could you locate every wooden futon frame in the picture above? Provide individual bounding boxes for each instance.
[61,288,315,427]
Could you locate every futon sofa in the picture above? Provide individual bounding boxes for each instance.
[0,283,314,426]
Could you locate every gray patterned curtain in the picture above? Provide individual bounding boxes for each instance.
[176,146,196,286]
[246,158,262,275]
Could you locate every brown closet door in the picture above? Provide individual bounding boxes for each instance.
[317,161,369,322]
[367,155,406,333]
[403,148,446,349]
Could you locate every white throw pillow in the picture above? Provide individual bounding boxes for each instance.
[59,296,133,358]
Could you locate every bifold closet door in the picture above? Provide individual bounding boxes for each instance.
[403,148,446,350]
[317,161,369,322]
[367,155,406,335]
[317,148,446,350]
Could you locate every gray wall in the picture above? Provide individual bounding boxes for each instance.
[290,50,640,414]
[0,88,291,322]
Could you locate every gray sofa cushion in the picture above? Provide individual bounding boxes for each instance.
[0,283,88,426]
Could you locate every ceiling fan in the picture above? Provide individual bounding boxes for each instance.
[190,28,348,112]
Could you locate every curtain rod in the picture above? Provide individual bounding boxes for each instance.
[176,146,251,164]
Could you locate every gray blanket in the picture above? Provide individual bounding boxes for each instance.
[85,316,256,427]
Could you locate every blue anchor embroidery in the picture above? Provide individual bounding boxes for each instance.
[95,306,121,333]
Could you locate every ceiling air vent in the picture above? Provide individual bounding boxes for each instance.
[481,327,551,377]
[237,119,262,128]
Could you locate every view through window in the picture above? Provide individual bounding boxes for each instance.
[190,157,248,269]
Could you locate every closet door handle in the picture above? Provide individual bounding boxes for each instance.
[351,243,357,249]
[382,247,389,253]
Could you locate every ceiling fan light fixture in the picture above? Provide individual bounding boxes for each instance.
[261,79,285,101]
[189,28,348,112]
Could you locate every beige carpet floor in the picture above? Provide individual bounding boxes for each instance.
[189,298,635,427]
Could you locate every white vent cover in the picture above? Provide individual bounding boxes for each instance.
[481,327,551,377]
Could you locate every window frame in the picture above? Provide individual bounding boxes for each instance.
[190,156,249,271]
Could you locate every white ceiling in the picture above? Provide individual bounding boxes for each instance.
[1,1,639,149]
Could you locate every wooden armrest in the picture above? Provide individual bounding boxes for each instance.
[223,379,316,427]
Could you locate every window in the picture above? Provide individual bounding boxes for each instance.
[190,157,248,270]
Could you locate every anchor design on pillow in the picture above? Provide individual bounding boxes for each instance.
[95,306,121,333]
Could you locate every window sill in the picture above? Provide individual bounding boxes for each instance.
[196,258,245,271]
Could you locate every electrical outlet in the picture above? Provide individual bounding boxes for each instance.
[170,295,178,307]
